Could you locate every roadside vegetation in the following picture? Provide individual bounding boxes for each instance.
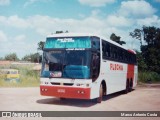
[130,26,160,83]
[138,71,160,83]
[0,64,40,87]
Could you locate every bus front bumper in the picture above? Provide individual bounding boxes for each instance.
[40,85,91,99]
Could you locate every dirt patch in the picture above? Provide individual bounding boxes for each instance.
[0,61,12,65]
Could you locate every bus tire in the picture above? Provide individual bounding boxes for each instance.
[125,80,129,94]
[96,84,103,103]
[129,79,133,92]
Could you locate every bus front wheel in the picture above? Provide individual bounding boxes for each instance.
[96,84,103,103]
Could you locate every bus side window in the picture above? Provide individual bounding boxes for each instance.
[119,49,123,61]
[124,51,127,62]
[122,51,125,62]
[114,47,117,60]
[102,41,106,58]
[106,42,110,57]
[102,40,110,59]
[110,46,113,58]
[110,45,116,59]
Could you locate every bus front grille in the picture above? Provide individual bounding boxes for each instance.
[51,82,73,86]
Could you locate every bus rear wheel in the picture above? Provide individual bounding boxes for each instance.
[125,80,129,94]
[96,84,103,103]
[129,79,133,92]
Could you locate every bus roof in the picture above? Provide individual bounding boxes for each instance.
[47,33,133,53]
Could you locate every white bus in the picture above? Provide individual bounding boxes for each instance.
[40,33,138,103]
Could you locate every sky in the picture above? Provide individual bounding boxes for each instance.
[0,0,160,59]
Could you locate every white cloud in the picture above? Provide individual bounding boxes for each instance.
[28,15,107,36]
[0,15,30,28]
[78,0,116,7]
[0,16,6,23]
[24,0,39,7]
[0,31,7,42]
[106,15,134,27]
[14,35,26,42]
[28,15,59,35]
[91,9,101,17]
[0,34,37,59]
[119,0,156,18]
[24,0,52,7]
[137,15,160,27]
[7,15,30,28]
[10,41,36,58]
[0,0,10,6]
[0,31,8,57]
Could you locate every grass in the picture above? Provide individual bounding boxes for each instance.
[0,64,40,87]
[138,71,160,83]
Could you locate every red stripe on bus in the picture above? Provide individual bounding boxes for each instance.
[40,85,90,99]
[127,49,135,81]
[127,64,134,81]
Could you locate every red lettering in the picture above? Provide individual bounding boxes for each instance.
[116,64,119,70]
[113,64,114,70]
[110,63,123,71]
[110,64,112,70]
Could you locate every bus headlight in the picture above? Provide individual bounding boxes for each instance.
[86,84,90,87]
[77,90,85,94]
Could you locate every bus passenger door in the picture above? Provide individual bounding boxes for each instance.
[91,53,100,81]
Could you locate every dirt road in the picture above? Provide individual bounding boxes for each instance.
[0,85,160,120]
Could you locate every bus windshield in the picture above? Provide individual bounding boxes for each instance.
[41,50,91,79]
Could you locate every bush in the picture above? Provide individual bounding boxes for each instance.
[138,71,160,83]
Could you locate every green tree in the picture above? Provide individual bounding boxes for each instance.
[37,41,45,51]
[22,53,41,63]
[130,29,143,46]
[4,53,19,61]
[130,26,160,73]
[110,33,126,45]
[136,51,147,71]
